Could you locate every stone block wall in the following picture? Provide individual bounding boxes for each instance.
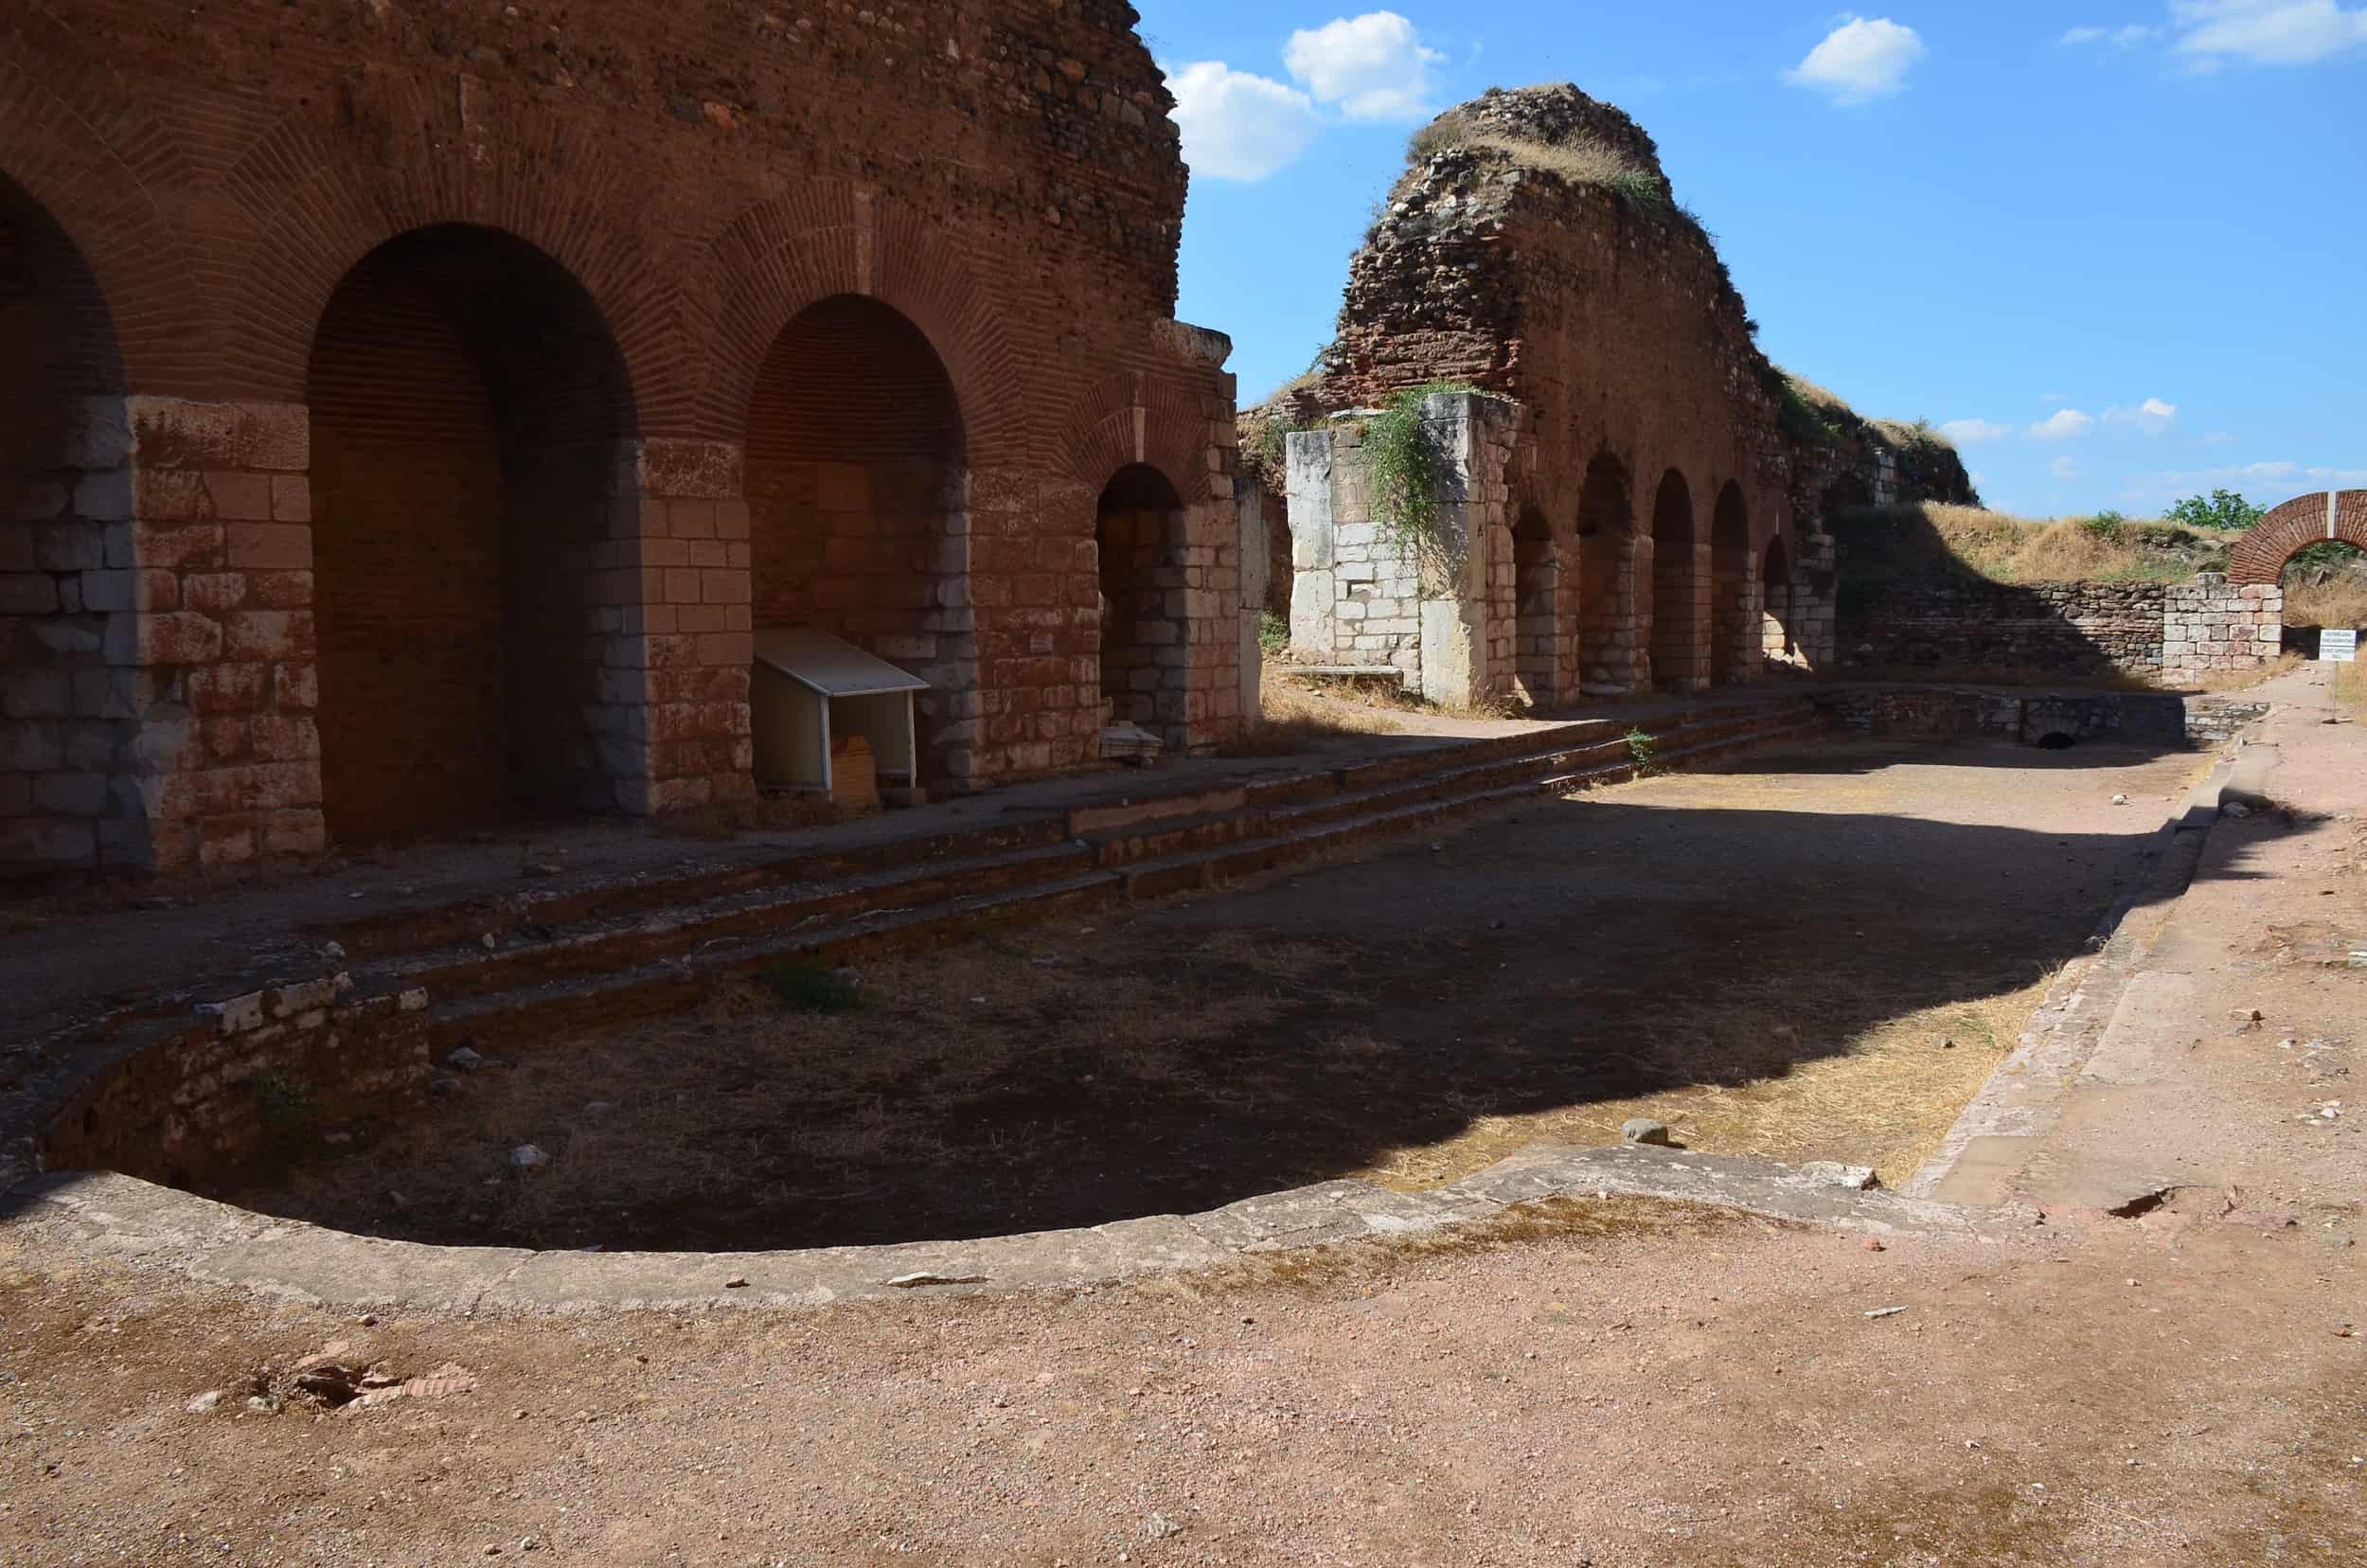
[1839,573,2280,685]
[2162,577,2282,679]
[1287,394,1519,705]
[2,0,1244,873]
[1286,392,1823,708]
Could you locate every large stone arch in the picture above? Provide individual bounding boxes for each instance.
[2229,490,2367,585]
[214,89,677,422]
[688,182,1024,464]
[305,223,643,837]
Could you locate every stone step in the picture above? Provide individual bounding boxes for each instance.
[343,700,1825,1021]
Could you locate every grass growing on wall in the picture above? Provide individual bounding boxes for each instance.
[1834,502,2227,592]
[1362,383,1500,568]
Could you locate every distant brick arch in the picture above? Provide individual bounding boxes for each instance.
[2230,490,2367,584]
[215,89,665,426]
[689,181,1024,462]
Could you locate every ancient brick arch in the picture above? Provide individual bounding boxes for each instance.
[1059,370,1218,507]
[306,223,642,838]
[1709,481,1753,686]
[217,93,670,422]
[1575,452,1642,695]
[1648,469,1705,691]
[744,294,973,786]
[2229,490,2367,585]
[1095,463,1195,744]
[691,184,1023,460]
[0,27,206,396]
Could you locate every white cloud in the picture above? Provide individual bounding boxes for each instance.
[2028,408,2098,440]
[1166,62,1320,182]
[1786,17,1928,103]
[2128,459,2367,497]
[2049,454,2082,480]
[1283,12,1444,121]
[2040,391,2068,404]
[2171,1,2367,66]
[2061,23,2162,45]
[2104,396,2180,433]
[1940,418,2013,443]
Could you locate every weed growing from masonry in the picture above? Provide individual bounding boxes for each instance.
[251,1071,314,1127]
[1258,611,1289,654]
[1364,382,1500,569]
[1625,728,1657,771]
[758,962,867,1014]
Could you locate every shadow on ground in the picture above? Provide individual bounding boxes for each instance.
[135,739,2251,1253]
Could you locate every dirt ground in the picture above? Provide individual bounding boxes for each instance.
[180,739,2207,1253]
[5,709,2360,1567]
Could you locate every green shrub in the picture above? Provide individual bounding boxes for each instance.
[251,1071,313,1127]
[1258,611,1289,654]
[1364,383,1483,565]
[2164,489,2264,532]
[2079,509,2127,543]
[1625,728,1656,769]
[758,962,866,1014]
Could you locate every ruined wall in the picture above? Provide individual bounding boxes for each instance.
[0,0,1239,874]
[1283,86,1834,702]
[1287,394,1520,704]
[1837,574,2280,684]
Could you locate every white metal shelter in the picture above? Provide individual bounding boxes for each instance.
[750,628,929,795]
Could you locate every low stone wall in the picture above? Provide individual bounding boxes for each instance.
[1814,685,2267,750]
[1840,574,2280,684]
[40,971,434,1185]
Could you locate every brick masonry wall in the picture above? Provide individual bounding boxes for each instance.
[1,0,1242,868]
[1293,88,1802,700]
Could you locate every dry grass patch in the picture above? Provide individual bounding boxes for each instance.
[2339,660,2367,718]
[1346,963,2061,1195]
[1837,503,2223,588]
[2283,576,2367,633]
[1224,670,1409,756]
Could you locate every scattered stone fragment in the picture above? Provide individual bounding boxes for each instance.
[885,1273,990,1289]
[447,1046,484,1072]
[480,932,500,950]
[1801,1161,1878,1191]
[2223,801,2252,819]
[1144,1513,1182,1540]
[508,1144,549,1169]
[1860,1238,1886,1254]
[2111,793,2129,806]
[1863,1306,1906,1319]
[185,1390,222,1414]
[1621,1119,1674,1147]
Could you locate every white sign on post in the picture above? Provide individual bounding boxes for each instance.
[2323,629,2359,664]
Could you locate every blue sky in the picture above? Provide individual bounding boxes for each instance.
[1131,3,2367,519]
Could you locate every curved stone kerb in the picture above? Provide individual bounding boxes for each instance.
[2228,489,2367,584]
[16,1144,1977,1315]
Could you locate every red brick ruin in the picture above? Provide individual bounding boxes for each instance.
[1262,86,1976,703]
[1,0,1241,873]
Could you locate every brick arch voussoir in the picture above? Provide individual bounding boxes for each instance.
[1059,369,1214,508]
[689,184,1022,466]
[0,39,208,395]
[215,89,663,429]
[2230,490,2367,585]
